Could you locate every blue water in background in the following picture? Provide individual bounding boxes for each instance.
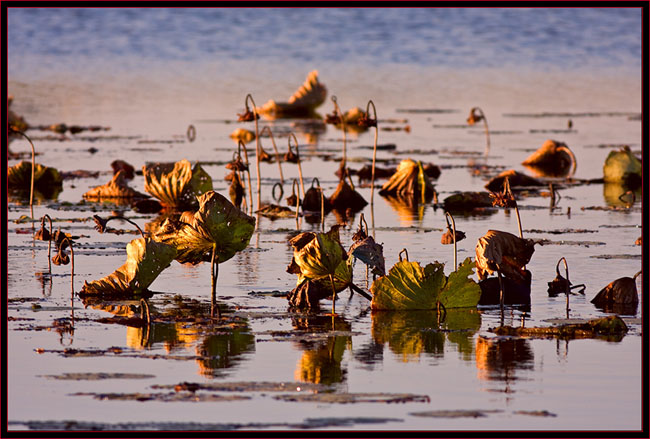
[7,7,642,76]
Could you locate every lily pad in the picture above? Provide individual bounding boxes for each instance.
[370,258,480,310]
[80,238,177,297]
[8,160,63,199]
[603,145,641,186]
[83,171,148,200]
[154,191,255,265]
[143,159,213,209]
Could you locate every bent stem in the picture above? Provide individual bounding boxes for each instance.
[366,100,378,208]
[288,133,305,198]
[10,128,36,217]
[291,179,301,227]
[245,94,262,212]
[445,211,458,272]
[505,178,523,239]
[211,242,221,319]
[94,215,145,238]
[238,140,254,213]
[259,126,285,184]
[61,237,75,299]
[41,214,53,274]
[557,257,570,318]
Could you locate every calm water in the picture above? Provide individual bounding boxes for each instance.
[6,7,645,432]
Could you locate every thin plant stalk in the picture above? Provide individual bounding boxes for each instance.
[61,237,74,298]
[211,242,221,319]
[291,179,301,228]
[366,100,378,208]
[259,126,284,184]
[557,257,570,318]
[310,178,325,232]
[238,140,254,213]
[504,178,523,239]
[497,270,504,325]
[10,128,36,217]
[329,273,337,316]
[41,214,53,274]
[94,215,145,238]
[288,133,305,198]
[245,94,262,212]
[445,211,458,272]
[331,96,347,170]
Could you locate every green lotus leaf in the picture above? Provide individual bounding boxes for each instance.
[298,257,353,292]
[370,260,446,310]
[80,238,177,297]
[155,191,255,264]
[292,226,347,281]
[603,146,642,185]
[437,257,481,308]
[143,159,213,209]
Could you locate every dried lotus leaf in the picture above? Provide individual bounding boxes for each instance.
[475,230,535,282]
[83,171,147,200]
[143,159,213,209]
[80,238,177,297]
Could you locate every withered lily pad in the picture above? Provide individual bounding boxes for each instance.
[259,70,327,118]
[329,179,368,212]
[521,139,577,178]
[143,159,213,209]
[273,392,430,404]
[348,233,385,277]
[475,230,536,282]
[491,315,628,339]
[229,128,255,142]
[443,191,494,211]
[255,204,296,219]
[379,159,434,200]
[286,226,354,309]
[154,191,255,264]
[370,257,480,310]
[8,160,63,198]
[485,169,544,192]
[410,409,502,418]
[603,145,641,187]
[80,238,177,297]
[83,171,148,200]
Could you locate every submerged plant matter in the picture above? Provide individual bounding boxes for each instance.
[143,160,213,210]
[80,238,177,297]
